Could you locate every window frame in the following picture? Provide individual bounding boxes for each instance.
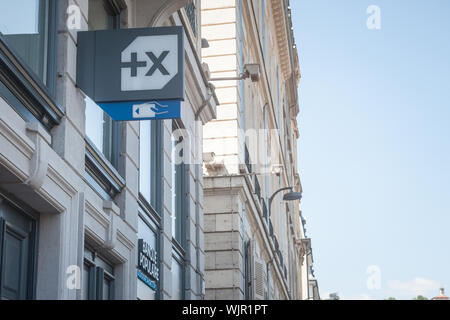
[171,121,188,250]
[83,246,115,300]
[0,0,62,132]
[171,250,185,300]
[84,0,127,199]
[85,138,125,200]
[139,120,164,215]
[170,121,188,300]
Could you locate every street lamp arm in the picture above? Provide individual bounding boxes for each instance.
[268,187,293,212]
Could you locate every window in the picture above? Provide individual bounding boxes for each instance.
[0,0,55,89]
[171,254,184,300]
[85,99,118,165]
[0,0,61,132]
[263,105,270,225]
[171,121,187,247]
[85,0,123,167]
[171,122,186,300]
[139,121,162,210]
[83,247,115,300]
[244,240,251,300]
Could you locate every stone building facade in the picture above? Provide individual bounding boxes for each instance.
[201,0,314,299]
[0,0,217,300]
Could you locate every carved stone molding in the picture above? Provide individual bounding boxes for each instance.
[296,237,311,265]
[23,123,50,191]
[270,0,290,79]
[135,0,193,27]
[102,200,120,250]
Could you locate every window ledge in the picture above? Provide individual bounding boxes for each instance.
[172,238,186,256]
[0,34,63,132]
[138,194,161,223]
[85,138,125,199]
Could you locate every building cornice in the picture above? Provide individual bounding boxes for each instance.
[269,0,300,83]
[270,0,290,80]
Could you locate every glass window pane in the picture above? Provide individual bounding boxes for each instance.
[171,257,183,300]
[175,163,183,243]
[103,278,111,300]
[0,0,49,84]
[171,136,176,238]
[172,132,184,244]
[85,91,115,163]
[82,263,90,300]
[102,112,114,161]
[139,121,152,202]
[96,256,114,275]
[85,97,105,152]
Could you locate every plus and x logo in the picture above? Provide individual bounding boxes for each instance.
[121,51,170,77]
[120,35,178,92]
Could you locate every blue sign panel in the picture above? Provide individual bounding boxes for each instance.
[137,270,157,291]
[99,100,181,121]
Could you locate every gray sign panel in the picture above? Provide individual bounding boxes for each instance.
[77,27,185,103]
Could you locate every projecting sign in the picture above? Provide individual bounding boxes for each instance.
[76,27,184,121]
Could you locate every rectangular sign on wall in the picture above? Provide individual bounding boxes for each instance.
[77,26,185,121]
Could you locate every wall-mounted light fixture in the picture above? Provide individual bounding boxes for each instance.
[209,63,261,83]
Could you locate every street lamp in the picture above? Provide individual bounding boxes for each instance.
[268,186,302,217]
[265,186,301,300]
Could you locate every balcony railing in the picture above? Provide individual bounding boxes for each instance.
[273,236,279,253]
[254,177,261,200]
[262,198,268,220]
[279,250,283,266]
[245,144,252,174]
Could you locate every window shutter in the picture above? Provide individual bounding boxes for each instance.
[248,240,266,300]
[253,256,266,300]
[245,240,254,299]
